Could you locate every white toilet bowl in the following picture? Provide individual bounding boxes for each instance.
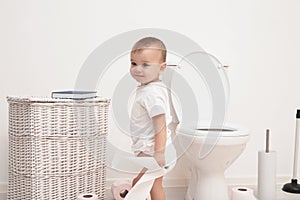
[175,123,250,200]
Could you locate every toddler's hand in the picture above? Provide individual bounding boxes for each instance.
[154,152,165,167]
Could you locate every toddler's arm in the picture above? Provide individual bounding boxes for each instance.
[152,114,167,167]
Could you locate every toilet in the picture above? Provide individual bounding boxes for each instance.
[163,60,250,200]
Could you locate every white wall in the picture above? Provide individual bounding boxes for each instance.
[1,0,300,184]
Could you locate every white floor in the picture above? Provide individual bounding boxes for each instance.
[1,184,300,199]
[106,185,300,200]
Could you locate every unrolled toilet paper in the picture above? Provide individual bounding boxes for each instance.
[111,156,166,200]
[257,150,276,200]
[231,187,257,200]
[77,193,98,200]
[124,170,160,200]
[111,180,132,200]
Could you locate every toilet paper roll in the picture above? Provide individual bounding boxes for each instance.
[111,180,132,200]
[77,193,98,200]
[231,187,257,200]
[257,150,276,200]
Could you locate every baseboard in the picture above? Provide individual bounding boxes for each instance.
[107,176,293,194]
[0,183,7,200]
[106,177,190,189]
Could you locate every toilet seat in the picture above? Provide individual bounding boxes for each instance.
[176,125,250,147]
[177,122,249,137]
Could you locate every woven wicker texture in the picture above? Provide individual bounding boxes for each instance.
[7,97,110,200]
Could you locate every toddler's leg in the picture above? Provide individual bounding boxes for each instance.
[132,167,148,187]
[150,176,166,200]
[132,152,151,186]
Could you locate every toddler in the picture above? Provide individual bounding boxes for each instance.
[129,37,172,200]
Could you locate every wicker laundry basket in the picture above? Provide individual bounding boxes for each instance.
[7,96,110,200]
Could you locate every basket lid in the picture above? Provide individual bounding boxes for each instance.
[7,96,110,104]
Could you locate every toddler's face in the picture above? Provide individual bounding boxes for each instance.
[130,49,166,85]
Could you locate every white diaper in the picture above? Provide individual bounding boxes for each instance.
[133,142,177,169]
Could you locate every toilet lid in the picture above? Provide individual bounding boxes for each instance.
[163,53,231,137]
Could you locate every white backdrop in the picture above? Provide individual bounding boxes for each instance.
[1,0,300,184]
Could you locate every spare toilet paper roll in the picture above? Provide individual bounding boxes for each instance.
[111,180,132,200]
[257,150,276,200]
[231,187,257,200]
[77,193,98,200]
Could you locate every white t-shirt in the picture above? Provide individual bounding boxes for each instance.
[130,81,172,156]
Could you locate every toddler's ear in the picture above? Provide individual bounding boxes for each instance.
[160,62,167,72]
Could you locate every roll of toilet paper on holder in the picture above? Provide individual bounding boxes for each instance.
[257,150,276,200]
[231,187,257,200]
[77,193,98,200]
[111,180,132,200]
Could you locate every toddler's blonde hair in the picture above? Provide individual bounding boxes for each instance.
[131,37,167,62]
